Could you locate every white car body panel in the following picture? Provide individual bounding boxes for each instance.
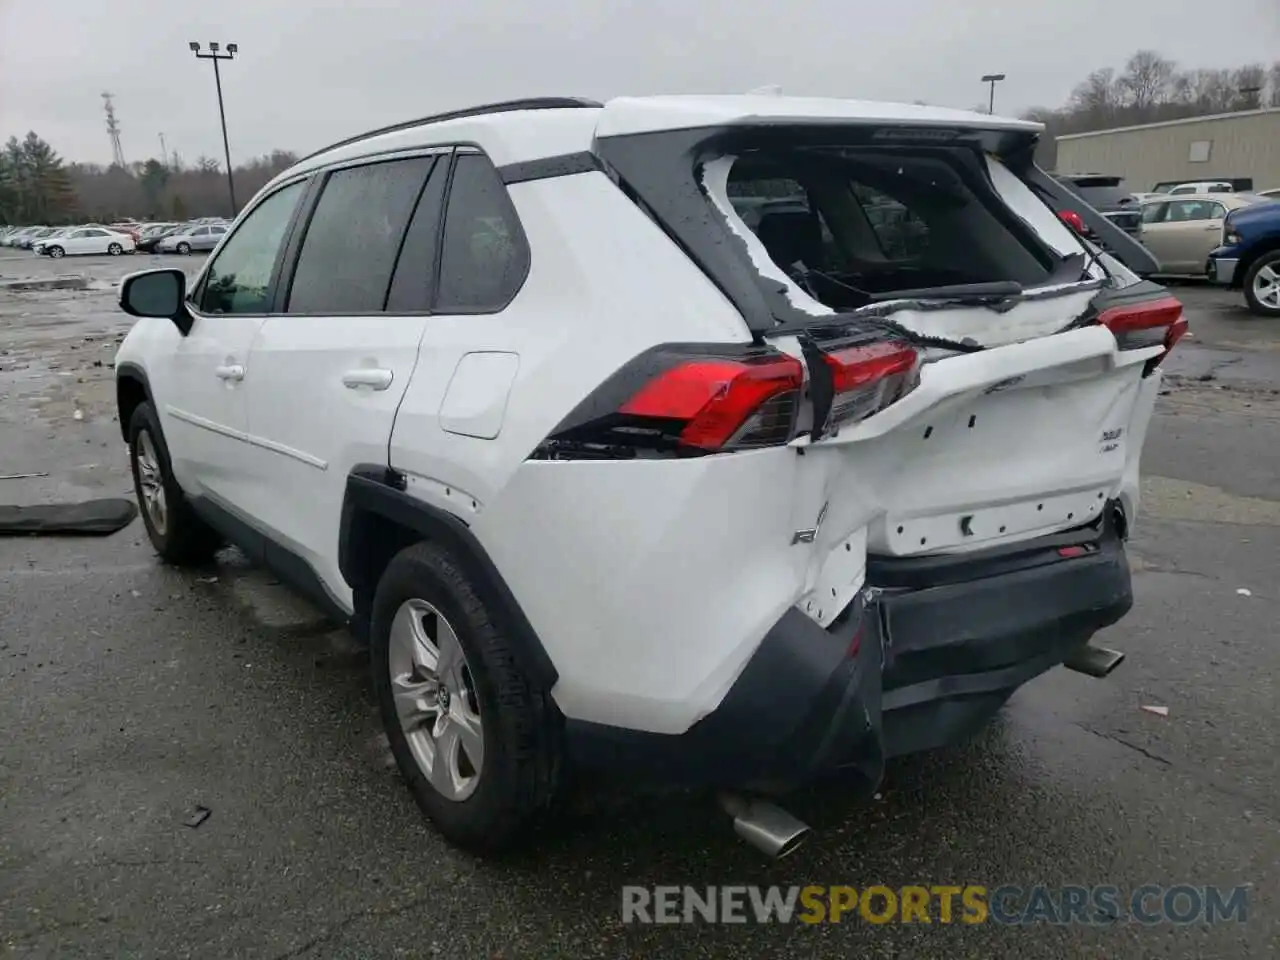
[594,95,1042,138]
[388,171,749,510]
[236,313,432,612]
[151,314,265,509]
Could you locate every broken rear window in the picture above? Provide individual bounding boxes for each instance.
[709,147,1059,312]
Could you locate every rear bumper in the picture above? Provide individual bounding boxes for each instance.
[564,503,1133,791]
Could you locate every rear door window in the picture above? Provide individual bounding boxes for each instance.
[286,156,434,314]
[435,152,530,313]
[384,156,448,313]
[1142,203,1169,224]
[1167,200,1215,222]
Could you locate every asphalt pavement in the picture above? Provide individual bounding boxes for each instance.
[1,252,1277,959]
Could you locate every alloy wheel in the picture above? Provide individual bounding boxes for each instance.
[135,429,167,536]
[1252,263,1280,311]
[387,598,485,802]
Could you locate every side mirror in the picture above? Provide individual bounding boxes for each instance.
[119,268,193,335]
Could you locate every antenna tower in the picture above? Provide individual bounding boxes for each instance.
[102,92,126,168]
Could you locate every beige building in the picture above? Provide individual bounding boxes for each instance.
[1053,108,1280,193]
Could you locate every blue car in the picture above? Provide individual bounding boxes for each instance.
[1206,200,1280,317]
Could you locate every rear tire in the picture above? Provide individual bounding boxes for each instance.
[371,541,562,854]
[127,402,221,566]
[1243,250,1280,317]
[107,242,123,256]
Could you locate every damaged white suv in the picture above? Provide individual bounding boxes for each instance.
[114,95,1179,857]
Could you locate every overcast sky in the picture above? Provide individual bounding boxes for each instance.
[2,0,1278,166]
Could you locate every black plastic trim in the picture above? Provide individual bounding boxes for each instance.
[298,98,604,164]
[339,465,559,688]
[186,494,352,627]
[1019,161,1161,276]
[114,361,153,441]
[498,151,602,184]
[564,594,881,791]
[270,170,331,313]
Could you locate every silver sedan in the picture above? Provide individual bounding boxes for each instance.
[156,223,228,255]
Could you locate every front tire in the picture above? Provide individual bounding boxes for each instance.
[176,242,191,255]
[1243,251,1280,317]
[127,402,221,565]
[371,541,562,854]
[107,242,123,256]
[48,246,64,258]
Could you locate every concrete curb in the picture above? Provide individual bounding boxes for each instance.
[0,276,90,292]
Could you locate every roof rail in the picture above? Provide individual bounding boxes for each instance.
[299,97,604,163]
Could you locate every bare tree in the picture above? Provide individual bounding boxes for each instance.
[1118,51,1176,110]
[1186,69,1237,112]
[1231,64,1267,109]
[1069,69,1121,128]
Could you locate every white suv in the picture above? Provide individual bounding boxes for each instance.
[114,95,1178,857]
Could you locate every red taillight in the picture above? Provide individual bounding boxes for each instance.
[541,339,918,460]
[1059,210,1087,233]
[821,342,919,427]
[620,354,804,451]
[1096,296,1187,368]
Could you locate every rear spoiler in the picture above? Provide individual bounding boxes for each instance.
[1023,167,1159,276]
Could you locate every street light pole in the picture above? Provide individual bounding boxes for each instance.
[981,73,1007,114]
[189,41,239,215]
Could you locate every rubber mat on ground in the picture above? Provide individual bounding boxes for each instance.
[0,498,138,536]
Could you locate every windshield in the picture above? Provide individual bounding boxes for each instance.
[706,145,1062,313]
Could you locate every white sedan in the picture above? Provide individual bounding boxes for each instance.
[43,227,136,258]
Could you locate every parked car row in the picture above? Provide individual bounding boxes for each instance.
[1047,171,1280,317]
[0,223,138,257]
[1,217,231,258]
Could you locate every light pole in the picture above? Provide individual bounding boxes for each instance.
[981,73,1006,114]
[189,41,239,215]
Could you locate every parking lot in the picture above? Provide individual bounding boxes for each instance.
[1,250,1278,958]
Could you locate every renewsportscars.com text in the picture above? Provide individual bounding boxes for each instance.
[621,884,1249,925]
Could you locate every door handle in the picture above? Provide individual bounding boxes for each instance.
[215,363,245,381]
[342,368,394,391]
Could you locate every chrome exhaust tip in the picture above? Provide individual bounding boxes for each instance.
[1062,644,1126,679]
[719,793,811,859]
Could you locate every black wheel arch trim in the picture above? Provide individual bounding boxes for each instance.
[115,361,154,442]
[340,464,559,688]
